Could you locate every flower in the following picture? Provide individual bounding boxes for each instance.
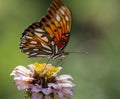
[10,62,75,99]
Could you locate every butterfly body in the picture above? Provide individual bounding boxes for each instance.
[20,0,72,59]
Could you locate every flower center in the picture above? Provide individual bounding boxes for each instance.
[33,62,61,78]
[32,62,61,88]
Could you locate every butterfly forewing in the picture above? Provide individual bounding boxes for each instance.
[20,0,72,59]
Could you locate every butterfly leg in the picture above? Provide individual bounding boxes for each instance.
[43,59,50,70]
[54,58,63,66]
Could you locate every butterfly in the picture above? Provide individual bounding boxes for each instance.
[20,0,72,59]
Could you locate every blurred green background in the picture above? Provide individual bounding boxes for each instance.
[0,0,120,99]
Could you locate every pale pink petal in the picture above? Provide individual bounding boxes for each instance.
[14,80,29,90]
[48,83,62,89]
[14,76,33,81]
[11,66,32,76]
[58,83,74,88]
[11,63,74,99]
[62,88,74,98]
[11,65,34,90]
[57,75,73,80]
[28,64,35,73]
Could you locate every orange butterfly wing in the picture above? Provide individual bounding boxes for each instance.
[43,0,72,50]
[20,0,72,59]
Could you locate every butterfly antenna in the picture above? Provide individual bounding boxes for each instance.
[54,58,63,66]
[68,51,88,55]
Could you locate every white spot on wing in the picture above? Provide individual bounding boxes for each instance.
[30,53,38,56]
[30,41,37,44]
[60,8,65,15]
[20,44,24,46]
[43,49,52,53]
[55,45,58,54]
[41,43,51,50]
[36,54,50,57]
[22,48,29,50]
[25,52,30,55]
[35,32,48,42]
[33,49,39,51]
[35,28,45,32]
[56,14,61,21]
[41,36,48,42]
[65,16,69,21]
[25,36,33,39]
[51,41,55,46]
[35,32,42,37]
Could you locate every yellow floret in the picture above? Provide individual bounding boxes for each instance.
[33,62,61,78]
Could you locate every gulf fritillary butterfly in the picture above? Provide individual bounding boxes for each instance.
[20,0,72,59]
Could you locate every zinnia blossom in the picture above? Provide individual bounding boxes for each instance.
[10,62,75,99]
